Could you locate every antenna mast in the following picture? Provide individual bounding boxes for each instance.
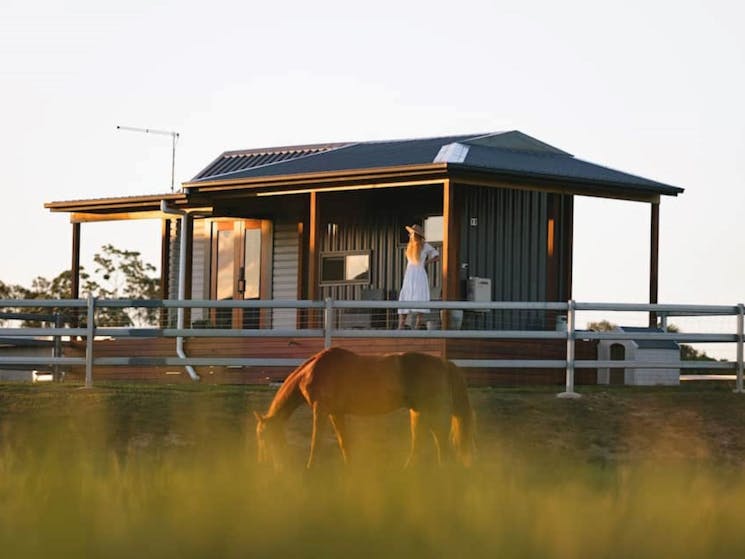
[116,125,180,192]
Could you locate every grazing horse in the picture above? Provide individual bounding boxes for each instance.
[254,347,474,469]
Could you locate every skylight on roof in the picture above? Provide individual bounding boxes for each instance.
[433,142,470,164]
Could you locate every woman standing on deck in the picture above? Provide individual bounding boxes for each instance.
[398,224,439,330]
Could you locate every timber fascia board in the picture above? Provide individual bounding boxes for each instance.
[183,163,451,193]
[448,166,678,202]
[44,193,186,214]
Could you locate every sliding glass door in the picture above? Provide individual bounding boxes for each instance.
[211,219,271,328]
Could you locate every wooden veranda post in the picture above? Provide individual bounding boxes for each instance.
[184,218,193,328]
[562,195,574,300]
[71,222,81,300]
[649,201,660,327]
[159,218,171,327]
[308,191,320,326]
[70,221,81,329]
[442,179,459,332]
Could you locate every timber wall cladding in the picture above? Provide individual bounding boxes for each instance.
[272,220,300,328]
[165,217,211,326]
[191,219,211,324]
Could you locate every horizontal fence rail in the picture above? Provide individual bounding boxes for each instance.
[0,298,743,396]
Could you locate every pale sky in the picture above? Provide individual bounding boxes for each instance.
[1,0,743,354]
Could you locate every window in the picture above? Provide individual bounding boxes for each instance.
[321,251,371,284]
[424,216,443,242]
[400,216,444,244]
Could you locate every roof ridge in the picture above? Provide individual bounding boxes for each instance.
[465,142,571,158]
[459,131,510,142]
[463,131,574,156]
[216,132,492,156]
[360,132,491,146]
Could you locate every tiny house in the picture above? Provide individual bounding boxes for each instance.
[45,130,683,383]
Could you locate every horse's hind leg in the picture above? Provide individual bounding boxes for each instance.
[429,412,453,464]
[408,409,451,467]
[329,413,349,464]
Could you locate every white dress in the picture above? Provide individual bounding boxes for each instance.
[398,242,439,314]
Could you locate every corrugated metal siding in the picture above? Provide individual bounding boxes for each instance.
[319,216,422,302]
[272,221,300,328]
[318,187,443,303]
[459,186,548,329]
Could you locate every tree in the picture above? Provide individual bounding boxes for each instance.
[664,323,718,363]
[0,280,25,300]
[91,244,160,326]
[586,320,617,332]
[0,245,159,327]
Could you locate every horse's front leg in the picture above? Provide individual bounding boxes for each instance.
[307,402,323,469]
[328,413,349,464]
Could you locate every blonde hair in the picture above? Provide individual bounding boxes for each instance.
[406,234,423,264]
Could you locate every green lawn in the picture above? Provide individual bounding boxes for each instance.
[1,381,744,558]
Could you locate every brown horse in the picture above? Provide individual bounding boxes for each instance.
[254,347,474,469]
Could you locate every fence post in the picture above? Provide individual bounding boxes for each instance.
[558,299,580,399]
[659,312,668,331]
[735,304,744,394]
[323,297,333,349]
[84,296,95,388]
[53,312,62,382]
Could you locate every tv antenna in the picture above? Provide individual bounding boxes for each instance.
[116,125,180,191]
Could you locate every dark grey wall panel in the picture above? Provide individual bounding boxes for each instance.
[458,185,549,329]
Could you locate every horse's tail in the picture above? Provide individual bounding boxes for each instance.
[447,361,475,466]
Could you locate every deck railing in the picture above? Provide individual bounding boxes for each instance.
[0,298,743,397]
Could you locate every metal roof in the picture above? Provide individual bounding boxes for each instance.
[192,142,348,180]
[187,131,683,197]
[45,131,684,216]
[190,134,475,182]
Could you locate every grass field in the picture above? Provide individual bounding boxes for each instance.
[1,381,745,558]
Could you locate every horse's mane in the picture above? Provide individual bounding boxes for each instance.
[266,351,325,419]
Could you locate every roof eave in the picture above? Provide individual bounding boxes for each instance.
[448,164,684,200]
[44,192,187,215]
[183,163,451,193]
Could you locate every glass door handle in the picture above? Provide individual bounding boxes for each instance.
[237,266,246,295]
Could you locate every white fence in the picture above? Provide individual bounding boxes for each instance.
[0,298,742,397]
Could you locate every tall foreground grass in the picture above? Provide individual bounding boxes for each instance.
[1,386,745,558]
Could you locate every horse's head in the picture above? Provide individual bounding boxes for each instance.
[254,411,286,468]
